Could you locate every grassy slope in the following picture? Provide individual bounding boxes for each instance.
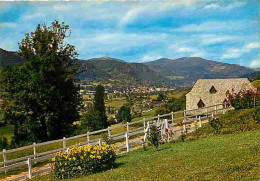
[252,80,260,89]
[34,129,260,181]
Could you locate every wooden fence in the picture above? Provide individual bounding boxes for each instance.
[0,103,230,180]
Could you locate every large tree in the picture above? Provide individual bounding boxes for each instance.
[0,21,81,143]
[93,85,108,128]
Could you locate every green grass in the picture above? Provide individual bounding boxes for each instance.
[105,98,127,109]
[252,80,260,89]
[0,125,14,142]
[132,109,157,122]
[33,129,260,181]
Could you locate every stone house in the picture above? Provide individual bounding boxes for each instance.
[185,78,256,112]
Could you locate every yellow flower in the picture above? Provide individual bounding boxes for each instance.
[97,156,101,159]
[51,157,55,161]
[62,169,65,172]
[80,156,84,160]
[69,158,72,161]
[73,157,76,161]
[78,166,81,170]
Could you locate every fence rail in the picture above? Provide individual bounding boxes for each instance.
[0,103,230,180]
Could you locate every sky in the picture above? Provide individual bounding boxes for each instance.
[0,0,260,68]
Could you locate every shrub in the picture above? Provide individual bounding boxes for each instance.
[52,143,116,179]
[108,117,116,126]
[148,125,161,151]
[209,118,223,134]
[154,107,170,116]
[0,137,8,150]
[229,90,260,110]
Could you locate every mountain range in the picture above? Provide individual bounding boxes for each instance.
[0,48,258,87]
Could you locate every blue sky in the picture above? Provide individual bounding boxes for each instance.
[0,1,259,68]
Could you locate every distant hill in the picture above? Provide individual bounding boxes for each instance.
[0,48,23,66]
[84,57,169,87]
[145,57,255,85]
[0,48,256,87]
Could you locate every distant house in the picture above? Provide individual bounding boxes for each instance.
[186,78,256,111]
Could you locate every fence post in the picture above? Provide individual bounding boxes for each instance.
[143,118,146,132]
[28,158,32,179]
[127,122,130,132]
[171,111,174,123]
[33,142,36,160]
[63,137,66,150]
[199,116,202,127]
[165,119,169,129]
[108,126,111,138]
[98,139,102,146]
[87,131,90,144]
[212,112,214,118]
[157,114,160,124]
[183,120,186,134]
[3,149,7,173]
[125,132,130,153]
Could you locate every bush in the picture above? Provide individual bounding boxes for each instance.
[0,137,8,150]
[108,117,116,126]
[154,107,170,116]
[230,90,260,109]
[209,118,223,134]
[52,143,116,179]
[148,125,161,150]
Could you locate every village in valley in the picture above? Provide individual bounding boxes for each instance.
[0,1,260,181]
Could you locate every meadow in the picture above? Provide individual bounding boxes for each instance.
[32,129,260,181]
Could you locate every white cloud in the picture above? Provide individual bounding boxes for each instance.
[221,42,260,59]
[250,54,260,68]
[0,22,17,28]
[22,13,43,20]
[140,54,162,62]
[199,34,238,45]
[174,20,255,33]
[169,44,199,53]
[203,2,246,11]
[245,42,260,49]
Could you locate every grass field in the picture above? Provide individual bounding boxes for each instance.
[33,129,260,181]
[105,97,127,109]
[167,91,187,99]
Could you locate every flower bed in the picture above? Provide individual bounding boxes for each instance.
[51,143,116,179]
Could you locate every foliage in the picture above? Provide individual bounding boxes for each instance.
[253,106,260,124]
[80,106,104,132]
[157,93,166,101]
[154,107,170,116]
[94,85,108,128]
[52,143,116,179]
[101,133,111,145]
[164,95,186,112]
[209,118,223,134]
[116,105,131,123]
[148,125,161,150]
[0,21,81,143]
[108,117,116,126]
[0,137,8,150]
[229,90,260,110]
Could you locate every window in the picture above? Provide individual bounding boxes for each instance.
[197,99,205,108]
[209,86,217,94]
